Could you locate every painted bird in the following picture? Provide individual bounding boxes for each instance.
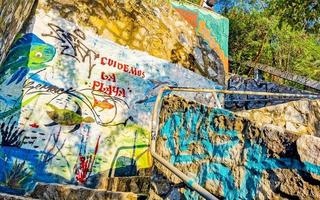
[45,102,95,133]
[93,97,114,111]
[0,33,56,85]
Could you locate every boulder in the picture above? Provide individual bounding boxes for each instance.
[154,96,320,199]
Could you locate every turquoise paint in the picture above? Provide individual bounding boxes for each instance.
[0,33,56,120]
[199,11,229,56]
[160,106,320,200]
[171,2,229,56]
[0,146,68,194]
[0,33,56,85]
[186,179,195,187]
[197,143,320,200]
[160,107,239,164]
[207,109,237,137]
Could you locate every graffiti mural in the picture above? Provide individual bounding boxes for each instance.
[159,97,320,199]
[172,2,229,74]
[226,75,312,110]
[0,10,221,195]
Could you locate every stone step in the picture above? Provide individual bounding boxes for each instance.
[97,176,151,194]
[0,193,36,200]
[27,183,144,200]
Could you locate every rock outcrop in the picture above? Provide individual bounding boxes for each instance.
[0,193,34,200]
[2,0,318,200]
[237,100,320,137]
[226,74,314,110]
[0,0,35,64]
[154,95,320,199]
[38,0,225,84]
[0,0,226,198]
[28,183,140,200]
[172,2,229,81]
[96,176,150,194]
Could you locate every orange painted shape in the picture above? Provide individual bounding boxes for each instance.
[198,21,228,75]
[175,8,198,28]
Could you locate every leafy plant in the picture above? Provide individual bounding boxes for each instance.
[268,0,320,34]
[225,3,320,83]
[0,117,25,147]
[2,160,32,189]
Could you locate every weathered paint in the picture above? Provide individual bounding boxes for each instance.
[172,2,229,75]
[0,33,56,85]
[159,98,320,199]
[161,107,239,163]
[0,7,221,195]
[226,75,311,110]
[36,0,227,85]
[0,0,35,65]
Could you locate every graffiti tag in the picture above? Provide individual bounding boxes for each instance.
[42,23,100,78]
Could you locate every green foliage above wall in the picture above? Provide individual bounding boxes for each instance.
[225,1,320,82]
[146,0,319,83]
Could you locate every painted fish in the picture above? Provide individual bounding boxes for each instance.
[0,33,56,85]
[93,97,114,111]
[45,102,95,133]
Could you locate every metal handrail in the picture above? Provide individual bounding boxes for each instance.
[150,86,319,200]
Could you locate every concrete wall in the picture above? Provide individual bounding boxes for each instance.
[0,0,224,196]
[0,0,35,65]
[154,96,320,199]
